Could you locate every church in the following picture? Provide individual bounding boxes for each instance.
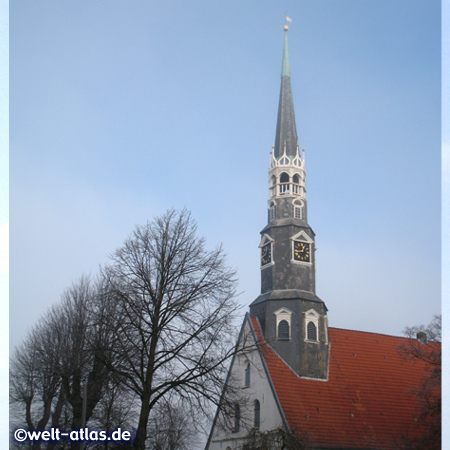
[205,25,437,450]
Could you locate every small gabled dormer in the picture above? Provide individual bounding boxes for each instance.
[274,307,293,340]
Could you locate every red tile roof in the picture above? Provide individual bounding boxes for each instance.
[251,317,433,449]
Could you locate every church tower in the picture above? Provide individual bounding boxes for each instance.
[250,25,329,380]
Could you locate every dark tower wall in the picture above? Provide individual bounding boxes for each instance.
[250,26,329,380]
[260,222,316,294]
[250,296,329,379]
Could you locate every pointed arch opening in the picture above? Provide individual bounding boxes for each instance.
[279,172,290,194]
[292,173,301,194]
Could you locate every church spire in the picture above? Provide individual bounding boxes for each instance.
[274,25,298,159]
[250,25,329,380]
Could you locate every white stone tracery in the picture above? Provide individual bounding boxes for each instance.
[268,143,306,201]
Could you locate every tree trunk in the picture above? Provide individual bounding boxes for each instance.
[133,392,152,450]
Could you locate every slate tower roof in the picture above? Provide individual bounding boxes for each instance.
[274,26,299,159]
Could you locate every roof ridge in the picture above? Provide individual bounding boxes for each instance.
[329,326,407,339]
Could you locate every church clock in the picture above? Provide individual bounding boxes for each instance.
[261,243,272,266]
[293,241,310,262]
[249,24,329,381]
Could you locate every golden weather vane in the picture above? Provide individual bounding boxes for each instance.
[284,12,292,30]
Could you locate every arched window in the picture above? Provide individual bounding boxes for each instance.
[269,201,276,222]
[278,320,290,340]
[254,400,261,429]
[280,172,289,183]
[292,174,300,194]
[244,362,250,387]
[293,199,303,219]
[279,172,290,194]
[233,403,240,432]
[307,321,317,341]
[271,175,276,185]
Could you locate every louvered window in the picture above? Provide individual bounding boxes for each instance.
[278,320,290,339]
[293,200,303,219]
[307,321,317,341]
[269,201,276,221]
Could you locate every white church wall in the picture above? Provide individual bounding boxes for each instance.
[207,319,284,450]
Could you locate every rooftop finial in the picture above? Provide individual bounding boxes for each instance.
[284,14,292,31]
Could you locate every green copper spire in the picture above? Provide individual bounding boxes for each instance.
[274,24,298,158]
[281,25,290,77]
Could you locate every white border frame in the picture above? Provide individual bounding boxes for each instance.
[291,230,313,266]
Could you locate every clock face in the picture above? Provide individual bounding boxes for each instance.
[293,241,310,262]
[261,243,272,266]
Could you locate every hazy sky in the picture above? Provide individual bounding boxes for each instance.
[441,0,449,445]
[7,2,445,445]
[4,0,449,448]
[9,1,441,348]
[1,0,8,444]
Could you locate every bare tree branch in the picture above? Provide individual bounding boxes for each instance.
[100,209,242,450]
[398,315,441,450]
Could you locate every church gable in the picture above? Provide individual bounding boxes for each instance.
[258,233,274,248]
[205,315,286,450]
[290,229,314,244]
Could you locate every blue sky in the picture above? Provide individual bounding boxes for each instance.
[5,0,445,444]
[0,0,8,443]
[442,1,449,446]
[9,0,441,344]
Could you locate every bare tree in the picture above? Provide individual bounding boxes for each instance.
[10,322,61,450]
[240,426,311,450]
[100,209,240,450]
[10,276,116,450]
[146,397,198,450]
[53,277,116,449]
[87,379,136,449]
[399,314,441,450]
